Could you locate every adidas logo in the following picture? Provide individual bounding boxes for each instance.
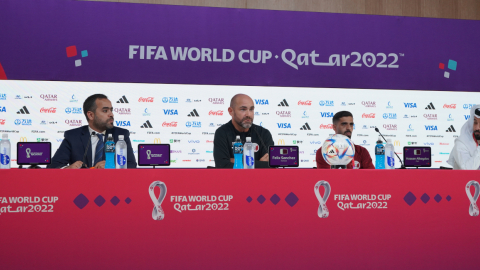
[425,102,435,110]
[328,149,335,154]
[17,106,30,114]
[140,120,153,128]
[446,125,456,132]
[187,109,199,117]
[278,99,289,107]
[300,122,311,130]
[116,95,129,103]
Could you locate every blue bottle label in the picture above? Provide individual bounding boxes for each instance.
[1,154,10,165]
[117,155,126,166]
[105,142,115,152]
[234,145,243,154]
[246,155,254,166]
[387,156,395,167]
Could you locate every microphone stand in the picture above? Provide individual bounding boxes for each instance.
[375,127,406,169]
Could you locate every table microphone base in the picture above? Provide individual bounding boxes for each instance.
[330,165,347,169]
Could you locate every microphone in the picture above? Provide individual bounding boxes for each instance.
[82,131,96,168]
[374,127,406,169]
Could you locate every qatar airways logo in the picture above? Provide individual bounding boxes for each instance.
[424,114,437,120]
[40,107,57,113]
[319,124,333,129]
[361,101,376,107]
[138,97,154,102]
[208,110,223,116]
[162,121,178,127]
[40,94,57,101]
[443,104,456,109]
[383,124,397,131]
[65,120,82,126]
[114,108,131,115]
[276,111,291,117]
[208,98,224,104]
[362,113,375,118]
[298,100,312,106]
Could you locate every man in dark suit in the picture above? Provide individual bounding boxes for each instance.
[48,94,137,169]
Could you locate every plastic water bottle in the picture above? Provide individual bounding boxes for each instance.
[385,139,395,169]
[243,137,255,169]
[233,135,243,169]
[0,134,11,169]
[105,134,115,169]
[375,136,385,169]
[115,135,127,169]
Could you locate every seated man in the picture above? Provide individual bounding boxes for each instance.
[214,94,274,168]
[447,105,480,170]
[316,111,374,169]
[48,94,137,169]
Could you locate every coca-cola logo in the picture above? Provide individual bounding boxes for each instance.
[208,98,224,104]
[298,100,312,106]
[443,104,456,109]
[423,114,437,120]
[65,119,82,126]
[0,119,5,125]
[361,101,376,107]
[113,108,131,114]
[138,97,154,102]
[208,110,223,116]
[276,111,291,117]
[383,124,397,130]
[319,124,333,129]
[40,94,57,101]
[40,107,57,113]
[162,121,178,127]
[362,113,375,118]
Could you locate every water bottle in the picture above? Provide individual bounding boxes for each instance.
[0,134,11,169]
[115,135,127,169]
[385,138,395,169]
[233,135,243,169]
[105,134,115,169]
[375,136,385,169]
[243,137,255,169]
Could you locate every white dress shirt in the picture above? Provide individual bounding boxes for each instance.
[88,126,106,166]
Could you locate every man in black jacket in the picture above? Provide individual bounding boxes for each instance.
[213,94,274,168]
[48,94,137,169]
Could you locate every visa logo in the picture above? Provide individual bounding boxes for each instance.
[255,99,269,105]
[425,125,437,130]
[116,121,131,126]
[277,123,291,128]
[0,107,5,112]
[320,112,333,117]
[163,109,178,115]
[404,103,417,108]
[465,115,471,120]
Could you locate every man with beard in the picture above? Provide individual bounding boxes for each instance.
[213,94,274,168]
[316,111,374,169]
[49,94,137,169]
[447,105,480,170]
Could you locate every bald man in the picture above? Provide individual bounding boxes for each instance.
[213,94,274,168]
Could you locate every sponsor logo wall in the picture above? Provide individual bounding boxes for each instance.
[0,80,476,168]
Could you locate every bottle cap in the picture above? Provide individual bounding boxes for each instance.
[387,138,392,143]
[236,135,240,139]
[108,134,113,138]
[246,137,251,142]
[377,136,382,143]
[2,134,7,139]
[118,135,124,140]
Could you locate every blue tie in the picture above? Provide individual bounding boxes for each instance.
[94,133,104,166]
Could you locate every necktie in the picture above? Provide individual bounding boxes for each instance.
[94,133,104,166]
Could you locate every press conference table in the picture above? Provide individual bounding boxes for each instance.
[1,169,478,269]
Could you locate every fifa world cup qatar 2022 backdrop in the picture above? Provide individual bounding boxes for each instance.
[0,80,477,168]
